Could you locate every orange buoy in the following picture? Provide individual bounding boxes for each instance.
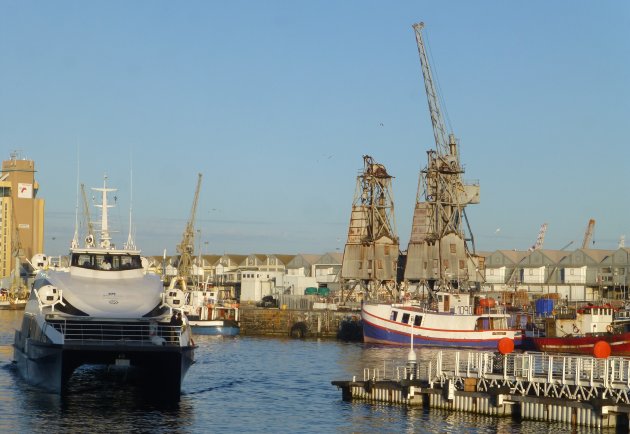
[497,337,514,355]
[593,341,612,359]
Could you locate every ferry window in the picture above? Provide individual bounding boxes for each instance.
[414,315,422,326]
[390,311,398,321]
[75,254,93,268]
[401,313,410,324]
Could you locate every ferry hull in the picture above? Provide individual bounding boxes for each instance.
[529,333,630,356]
[362,304,522,349]
[13,331,195,397]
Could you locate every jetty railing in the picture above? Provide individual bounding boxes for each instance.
[359,350,630,402]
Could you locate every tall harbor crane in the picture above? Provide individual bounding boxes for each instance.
[340,155,399,301]
[582,218,595,249]
[404,22,482,291]
[175,173,203,284]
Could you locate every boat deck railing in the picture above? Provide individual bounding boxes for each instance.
[46,320,184,346]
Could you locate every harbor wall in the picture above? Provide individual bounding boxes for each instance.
[239,306,361,339]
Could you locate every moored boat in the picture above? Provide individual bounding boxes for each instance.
[362,291,522,349]
[12,176,195,398]
[526,303,630,356]
[176,279,240,336]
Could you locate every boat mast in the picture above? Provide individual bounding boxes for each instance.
[93,175,117,249]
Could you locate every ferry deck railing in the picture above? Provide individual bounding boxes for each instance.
[46,320,184,345]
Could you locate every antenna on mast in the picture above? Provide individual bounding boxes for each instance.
[124,155,136,250]
[71,145,80,249]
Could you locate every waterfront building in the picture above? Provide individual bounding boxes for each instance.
[0,152,45,280]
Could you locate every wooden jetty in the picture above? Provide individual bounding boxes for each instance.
[332,350,630,428]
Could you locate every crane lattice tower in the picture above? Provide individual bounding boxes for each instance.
[341,155,399,301]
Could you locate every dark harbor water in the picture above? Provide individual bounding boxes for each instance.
[0,310,607,433]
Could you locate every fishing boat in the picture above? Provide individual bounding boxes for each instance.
[173,278,240,336]
[13,176,195,397]
[361,291,522,348]
[525,303,630,356]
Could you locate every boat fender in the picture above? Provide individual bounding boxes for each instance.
[497,337,514,355]
[593,341,612,359]
[290,322,308,339]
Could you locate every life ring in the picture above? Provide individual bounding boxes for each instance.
[607,325,614,333]
[573,324,580,334]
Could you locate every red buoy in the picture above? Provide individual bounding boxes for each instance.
[593,341,611,359]
[497,337,514,355]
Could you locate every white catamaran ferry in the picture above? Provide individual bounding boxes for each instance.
[13,176,195,397]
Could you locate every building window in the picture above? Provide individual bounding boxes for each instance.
[459,260,465,269]
[450,244,456,254]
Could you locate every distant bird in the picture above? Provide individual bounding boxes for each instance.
[379,122,384,127]
[495,228,501,233]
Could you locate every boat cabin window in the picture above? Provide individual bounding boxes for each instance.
[414,315,422,327]
[390,311,398,321]
[401,313,410,324]
[72,253,142,271]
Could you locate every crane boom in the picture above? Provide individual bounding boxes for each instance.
[412,22,454,158]
[582,218,595,249]
[176,173,203,281]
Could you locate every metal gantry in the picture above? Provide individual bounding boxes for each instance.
[340,155,399,301]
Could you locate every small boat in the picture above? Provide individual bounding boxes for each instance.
[0,284,28,310]
[0,256,32,310]
[526,303,630,356]
[13,176,195,397]
[174,278,240,336]
[362,291,522,349]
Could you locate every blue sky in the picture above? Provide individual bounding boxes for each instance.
[1,1,629,257]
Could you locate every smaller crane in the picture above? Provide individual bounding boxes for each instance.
[175,173,203,285]
[529,223,548,251]
[582,218,595,249]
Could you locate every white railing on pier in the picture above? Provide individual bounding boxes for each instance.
[361,350,630,396]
